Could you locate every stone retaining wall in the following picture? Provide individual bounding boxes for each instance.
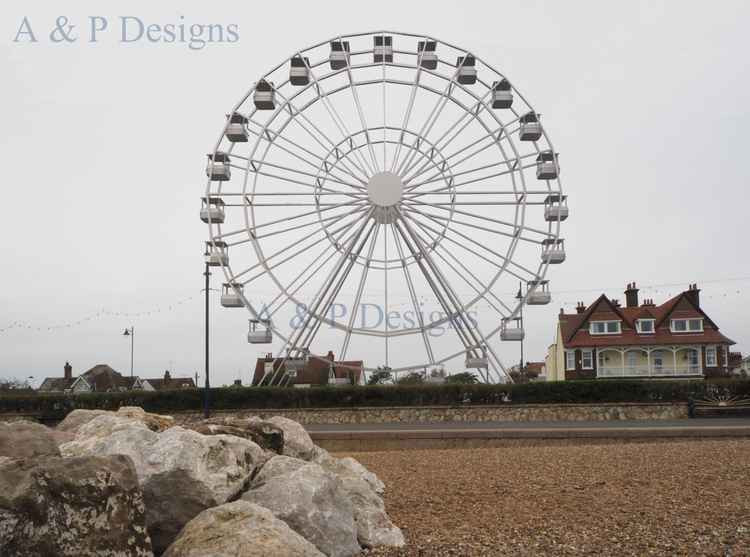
[172,403,688,426]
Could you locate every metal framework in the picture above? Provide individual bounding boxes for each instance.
[202,31,568,383]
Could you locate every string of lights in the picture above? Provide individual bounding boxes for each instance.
[1,276,748,335]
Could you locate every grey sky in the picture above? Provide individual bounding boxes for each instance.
[2,1,749,386]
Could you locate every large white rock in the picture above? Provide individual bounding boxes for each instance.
[313,448,403,549]
[0,454,153,556]
[264,416,315,460]
[57,407,174,434]
[162,500,324,557]
[251,454,308,487]
[242,461,360,557]
[61,416,266,554]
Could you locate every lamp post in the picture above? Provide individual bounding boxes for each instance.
[123,327,134,377]
[516,282,524,377]
[203,263,211,419]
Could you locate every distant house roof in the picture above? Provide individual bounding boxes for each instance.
[144,376,196,390]
[252,351,364,386]
[560,290,735,349]
[523,361,545,375]
[38,377,76,392]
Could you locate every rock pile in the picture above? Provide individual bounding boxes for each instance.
[0,408,404,557]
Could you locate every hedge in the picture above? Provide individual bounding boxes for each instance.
[1,379,749,419]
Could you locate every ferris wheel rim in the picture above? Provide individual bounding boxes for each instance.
[203,30,567,382]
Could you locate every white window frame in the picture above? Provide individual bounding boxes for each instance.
[565,350,575,371]
[706,346,717,367]
[581,349,593,370]
[670,318,703,333]
[636,319,655,334]
[589,320,621,335]
[723,346,728,369]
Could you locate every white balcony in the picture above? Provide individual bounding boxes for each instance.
[597,365,702,378]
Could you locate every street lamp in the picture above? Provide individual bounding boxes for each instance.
[123,327,134,377]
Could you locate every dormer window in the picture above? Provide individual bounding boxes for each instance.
[670,318,703,333]
[636,319,655,334]
[590,320,621,335]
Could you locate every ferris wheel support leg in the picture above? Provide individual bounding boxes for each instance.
[392,218,477,359]
[398,215,488,363]
[299,220,378,353]
[390,222,435,365]
[287,210,375,355]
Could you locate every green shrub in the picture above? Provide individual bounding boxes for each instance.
[1,379,748,417]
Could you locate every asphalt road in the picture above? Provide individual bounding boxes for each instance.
[306,417,750,433]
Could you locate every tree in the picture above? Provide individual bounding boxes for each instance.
[444,372,479,384]
[0,377,32,391]
[367,370,393,385]
[395,371,424,385]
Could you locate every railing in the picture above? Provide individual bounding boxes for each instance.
[598,365,702,378]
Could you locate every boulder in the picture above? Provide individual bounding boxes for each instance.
[162,500,324,557]
[265,416,314,460]
[251,454,307,487]
[57,407,174,434]
[242,462,360,557]
[313,446,385,494]
[56,409,109,433]
[61,416,266,554]
[0,454,153,556]
[313,448,403,548]
[190,416,284,453]
[0,420,60,459]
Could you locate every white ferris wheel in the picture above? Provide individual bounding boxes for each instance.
[201,31,569,384]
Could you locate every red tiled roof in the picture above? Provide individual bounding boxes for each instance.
[561,290,735,349]
[252,352,364,386]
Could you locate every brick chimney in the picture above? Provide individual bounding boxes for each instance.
[642,298,656,307]
[685,283,701,307]
[326,350,335,362]
[64,361,72,380]
[576,302,586,314]
[624,282,639,308]
[611,298,621,308]
[164,370,171,383]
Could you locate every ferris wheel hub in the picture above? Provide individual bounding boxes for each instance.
[367,171,403,208]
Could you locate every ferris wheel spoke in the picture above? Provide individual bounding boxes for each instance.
[388,37,428,173]
[266,93,372,185]
[264,220,362,318]
[395,56,473,177]
[395,216,486,358]
[248,197,367,234]
[401,211,535,284]
[400,91,493,180]
[404,150,535,193]
[401,204,544,245]
[254,204,369,240]
[231,211,365,281]
[403,197,553,238]
[340,42,381,173]
[390,222,436,365]
[298,58,375,178]
[408,219,514,316]
[240,209,371,286]
[403,118,520,187]
[247,120,368,187]
[340,223,380,359]
[232,155,365,192]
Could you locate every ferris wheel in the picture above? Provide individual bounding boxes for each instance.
[201,31,569,384]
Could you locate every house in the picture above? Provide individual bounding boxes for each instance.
[509,361,546,383]
[68,364,136,393]
[545,283,736,381]
[252,351,364,387]
[132,370,196,391]
[38,361,77,392]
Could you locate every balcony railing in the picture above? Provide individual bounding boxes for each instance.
[597,365,702,378]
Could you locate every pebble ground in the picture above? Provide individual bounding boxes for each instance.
[350,439,750,556]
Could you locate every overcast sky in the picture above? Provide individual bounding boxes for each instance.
[2,1,749,386]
